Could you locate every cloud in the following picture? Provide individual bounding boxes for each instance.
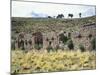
[81,7,96,17]
[85,8,96,16]
[30,11,48,18]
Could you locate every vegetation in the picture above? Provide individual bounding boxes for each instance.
[47,16,52,18]
[59,33,68,44]
[46,45,53,52]
[79,44,85,52]
[56,14,64,18]
[91,38,96,50]
[11,50,96,74]
[68,14,73,18]
[11,16,96,74]
[34,44,43,50]
[11,16,96,33]
[79,13,82,18]
[67,40,74,50]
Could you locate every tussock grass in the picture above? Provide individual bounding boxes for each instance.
[11,49,96,73]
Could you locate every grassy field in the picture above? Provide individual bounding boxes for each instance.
[11,50,96,74]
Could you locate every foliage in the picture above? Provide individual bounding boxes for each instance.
[46,45,53,52]
[79,13,82,18]
[11,39,15,50]
[59,33,68,44]
[56,14,64,18]
[68,14,73,18]
[91,38,96,50]
[34,44,43,50]
[11,16,96,33]
[79,44,85,52]
[67,40,74,50]
[48,16,52,18]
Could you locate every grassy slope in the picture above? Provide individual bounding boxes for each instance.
[11,16,96,33]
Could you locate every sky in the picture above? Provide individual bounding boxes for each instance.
[12,0,96,18]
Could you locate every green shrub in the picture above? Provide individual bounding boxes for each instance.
[46,45,53,52]
[11,39,15,50]
[79,44,85,52]
[91,38,96,50]
[67,40,74,50]
[34,44,42,50]
[55,45,59,52]
[59,33,68,44]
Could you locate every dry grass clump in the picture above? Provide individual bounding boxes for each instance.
[11,49,96,73]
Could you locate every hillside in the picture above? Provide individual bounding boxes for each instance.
[11,16,96,34]
[11,16,96,51]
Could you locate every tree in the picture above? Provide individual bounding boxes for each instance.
[60,14,64,18]
[56,14,64,18]
[68,14,73,18]
[48,16,52,18]
[79,13,82,18]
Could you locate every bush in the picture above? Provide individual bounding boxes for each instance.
[34,44,42,50]
[91,38,96,50]
[55,45,59,52]
[46,45,53,52]
[59,33,68,44]
[79,44,85,52]
[11,39,15,50]
[67,40,74,50]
